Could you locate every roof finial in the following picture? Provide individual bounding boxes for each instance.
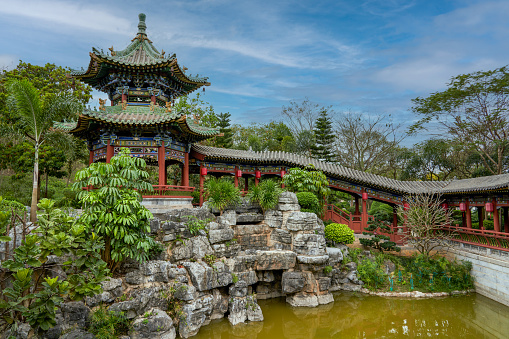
[138,13,147,35]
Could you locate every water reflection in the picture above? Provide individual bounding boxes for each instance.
[194,292,508,338]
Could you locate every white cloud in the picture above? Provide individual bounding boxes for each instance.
[0,0,131,35]
[0,54,17,70]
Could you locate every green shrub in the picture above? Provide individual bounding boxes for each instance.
[482,219,494,230]
[247,179,283,213]
[204,177,241,214]
[324,223,355,244]
[89,306,131,339]
[296,191,322,215]
[357,258,387,290]
[323,265,333,274]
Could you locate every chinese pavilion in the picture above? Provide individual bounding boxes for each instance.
[61,13,509,252]
[58,13,219,198]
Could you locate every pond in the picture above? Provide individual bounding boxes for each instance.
[193,292,509,338]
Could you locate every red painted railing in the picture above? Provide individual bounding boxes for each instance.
[325,204,404,244]
[442,225,509,252]
[141,185,195,198]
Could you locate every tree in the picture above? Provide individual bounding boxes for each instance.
[311,109,336,162]
[334,112,404,177]
[216,112,233,148]
[281,98,323,136]
[0,61,92,132]
[73,148,156,272]
[7,80,82,222]
[400,138,456,181]
[398,193,456,256]
[411,66,509,175]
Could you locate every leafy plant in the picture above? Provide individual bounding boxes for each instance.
[203,254,217,267]
[231,273,239,284]
[204,177,241,215]
[247,179,283,213]
[282,166,331,202]
[160,285,185,327]
[323,265,333,274]
[89,306,131,339]
[184,215,211,236]
[0,199,108,335]
[73,148,157,272]
[296,191,321,216]
[357,258,387,290]
[324,223,355,244]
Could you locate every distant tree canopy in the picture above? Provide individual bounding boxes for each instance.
[411,66,509,175]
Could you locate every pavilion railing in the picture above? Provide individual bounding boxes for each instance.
[141,185,195,198]
[441,225,509,252]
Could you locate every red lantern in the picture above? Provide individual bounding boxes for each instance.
[255,170,261,179]
[459,202,467,211]
[441,203,448,210]
[485,202,494,212]
[280,169,286,177]
[403,203,410,211]
[236,170,242,177]
[200,167,207,176]
[362,192,368,200]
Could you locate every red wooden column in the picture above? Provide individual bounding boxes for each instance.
[504,207,509,233]
[492,200,500,232]
[354,196,360,221]
[392,205,398,243]
[466,202,472,229]
[234,166,239,188]
[281,168,286,189]
[361,190,368,233]
[478,206,484,229]
[158,141,166,186]
[89,150,94,165]
[106,140,114,163]
[181,152,190,187]
[199,166,206,206]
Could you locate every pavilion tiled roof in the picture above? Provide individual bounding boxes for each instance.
[192,145,509,195]
[71,13,209,90]
[57,105,219,140]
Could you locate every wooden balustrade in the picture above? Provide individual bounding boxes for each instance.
[141,185,195,198]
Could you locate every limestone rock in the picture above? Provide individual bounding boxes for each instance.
[236,270,258,285]
[173,283,196,301]
[255,250,297,270]
[286,293,319,307]
[282,271,306,294]
[257,270,275,282]
[293,234,326,256]
[59,329,96,339]
[85,277,123,307]
[131,308,176,339]
[326,247,344,266]
[317,293,334,305]
[228,298,247,325]
[208,228,234,244]
[264,210,283,228]
[271,229,292,244]
[184,261,232,291]
[236,212,264,224]
[211,243,241,258]
[229,280,248,298]
[179,295,213,338]
[246,295,264,322]
[286,212,319,231]
[60,302,91,332]
[211,289,229,320]
[170,236,214,262]
[297,255,329,265]
[217,210,236,226]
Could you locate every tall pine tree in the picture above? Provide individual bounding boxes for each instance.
[216,112,233,148]
[311,109,336,162]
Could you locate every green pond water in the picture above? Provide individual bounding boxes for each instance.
[193,292,509,338]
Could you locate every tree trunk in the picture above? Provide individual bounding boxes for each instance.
[30,145,39,223]
[45,171,49,198]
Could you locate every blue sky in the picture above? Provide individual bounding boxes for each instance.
[1,0,508,144]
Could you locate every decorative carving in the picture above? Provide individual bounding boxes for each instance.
[193,113,201,122]
[108,46,116,56]
[121,98,127,110]
[165,101,172,113]
[150,101,158,111]
[98,98,106,111]
[161,49,165,58]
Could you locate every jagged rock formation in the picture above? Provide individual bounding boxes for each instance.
[36,192,361,338]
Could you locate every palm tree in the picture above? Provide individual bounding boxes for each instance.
[7,79,81,222]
